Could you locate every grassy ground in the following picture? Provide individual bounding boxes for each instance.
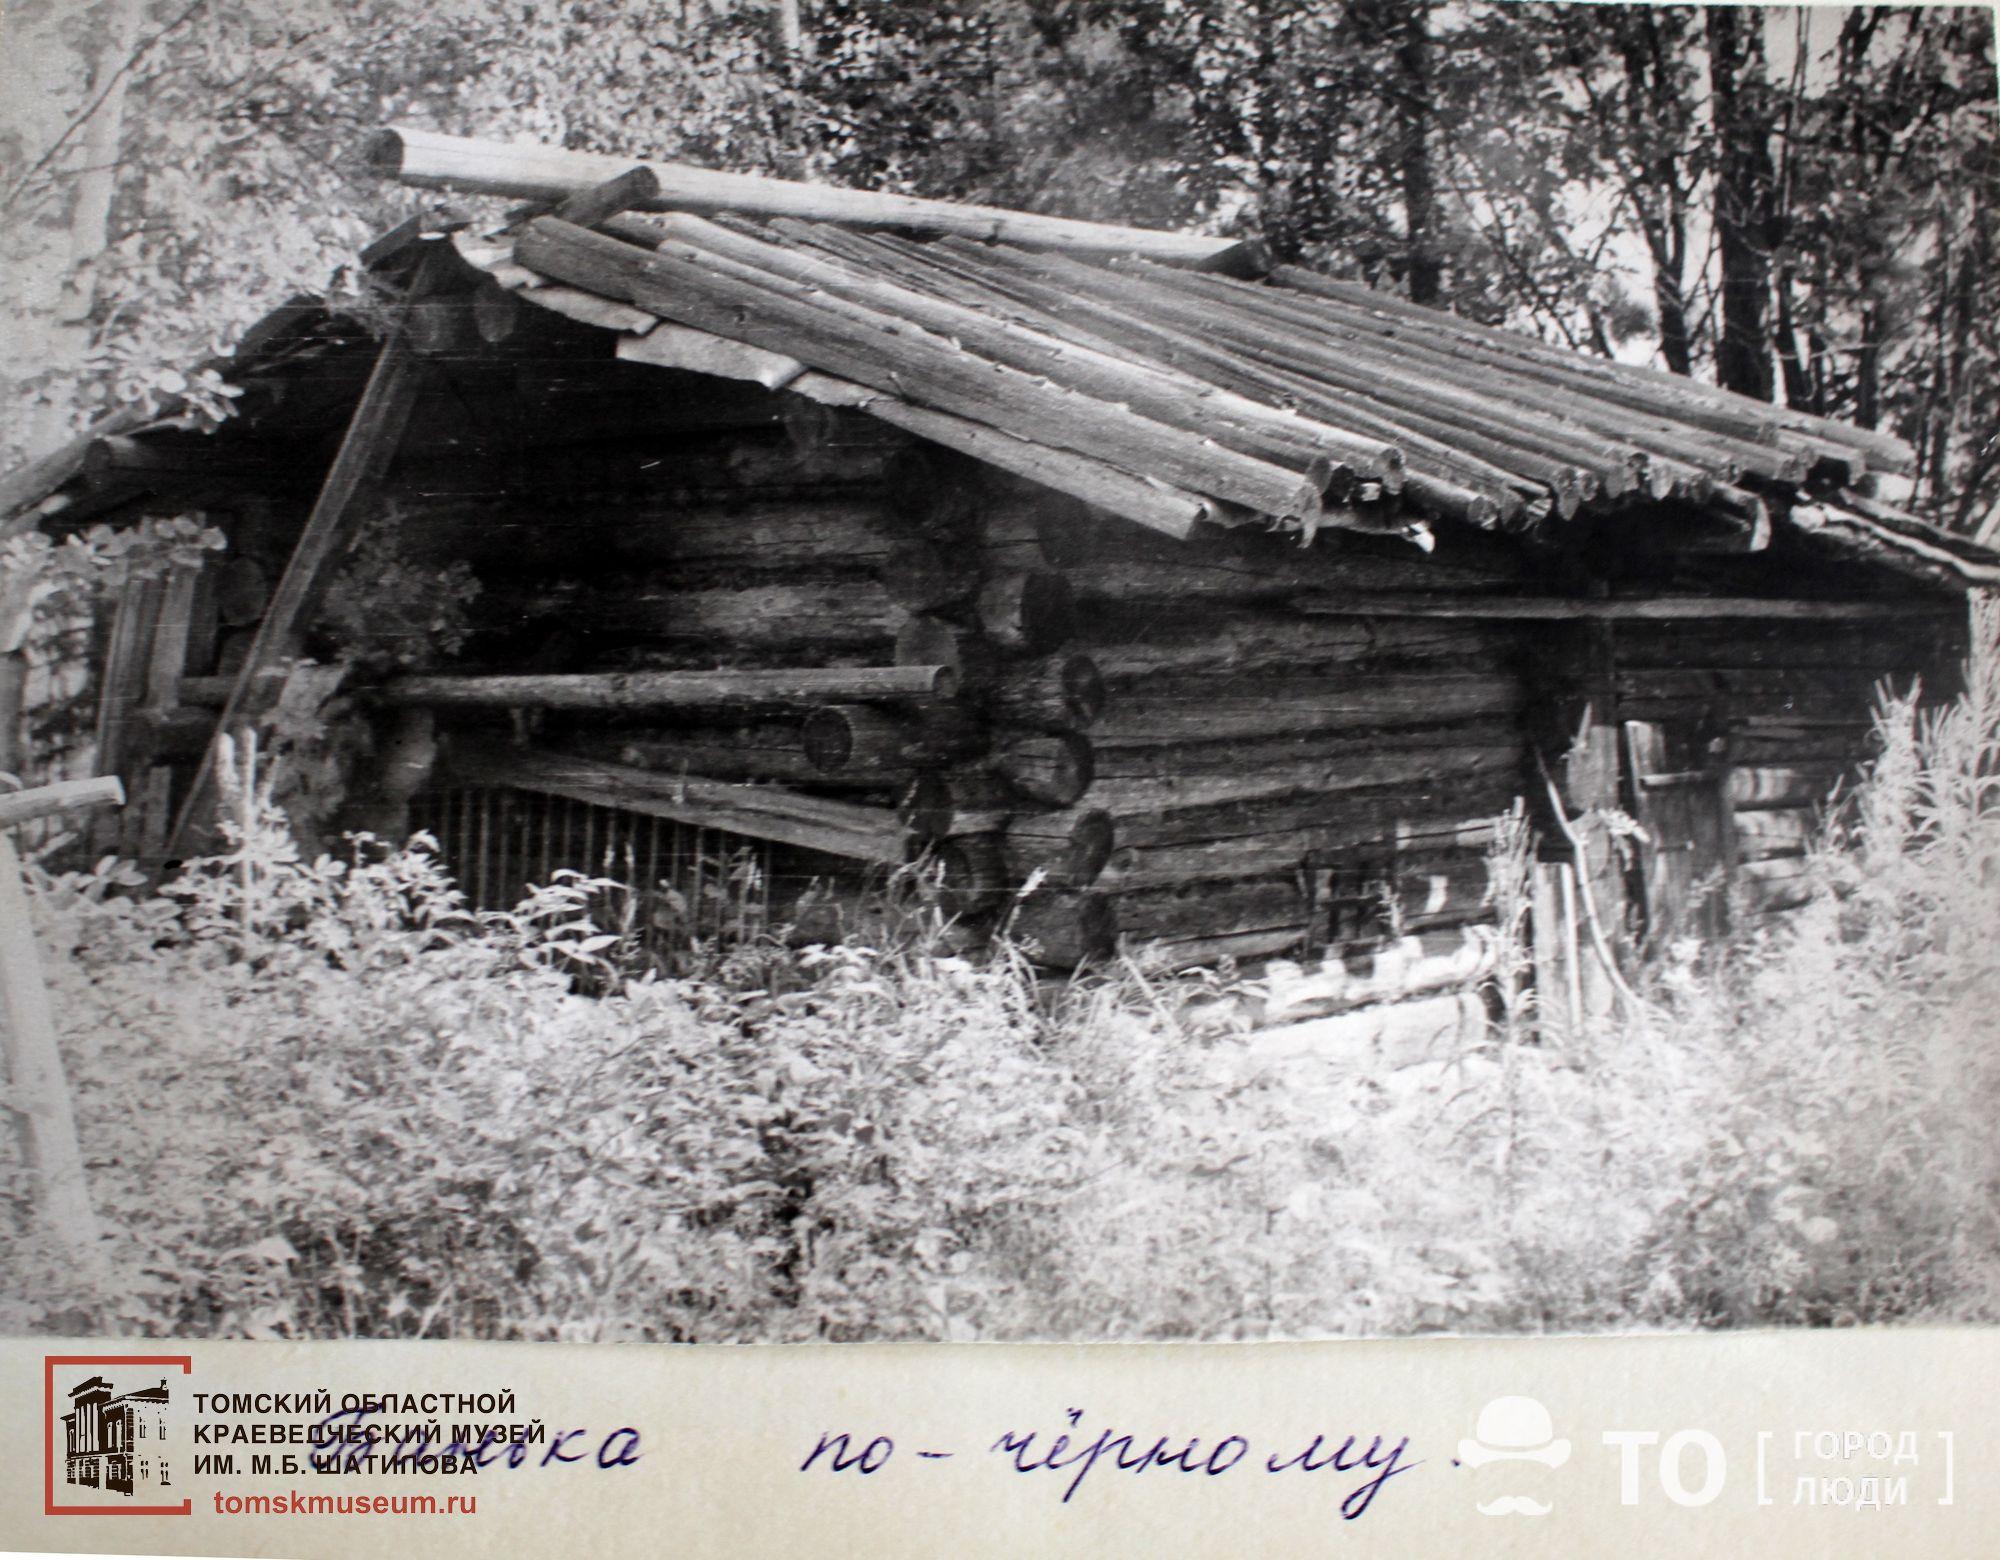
[5,607,1999,1342]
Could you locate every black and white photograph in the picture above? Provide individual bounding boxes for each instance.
[1,0,1996,1347]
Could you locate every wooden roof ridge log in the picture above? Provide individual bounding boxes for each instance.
[512,216,1325,523]
[365,126,1246,267]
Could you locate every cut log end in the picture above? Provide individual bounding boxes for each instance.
[990,651,1105,731]
[931,833,1009,917]
[361,129,408,176]
[1057,655,1105,726]
[978,570,1077,655]
[1005,806,1114,890]
[995,730,1094,807]
[1004,889,1115,968]
[802,703,919,774]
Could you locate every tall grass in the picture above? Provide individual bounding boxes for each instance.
[3,604,1997,1341]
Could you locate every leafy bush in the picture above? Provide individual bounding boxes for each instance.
[3,607,1998,1341]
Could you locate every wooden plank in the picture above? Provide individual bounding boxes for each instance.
[455,741,908,864]
[165,332,423,856]
[89,575,163,852]
[144,563,200,708]
[550,164,661,228]
[1624,720,1733,946]
[819,385,1212,540]
[617,322,804,387]
[1531,860,1580,1038]
[0,652,22,776]
[0,776,125,829]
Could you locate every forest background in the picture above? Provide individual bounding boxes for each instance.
[0,0,1995,532]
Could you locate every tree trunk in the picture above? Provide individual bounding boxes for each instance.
[1395,2,1442,305]
[1706,6,1778,401]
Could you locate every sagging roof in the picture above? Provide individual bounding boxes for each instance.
[5,126,1995,591]
[359,127,1993,585]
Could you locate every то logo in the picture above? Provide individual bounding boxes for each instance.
[1459,1395,1570,1517]
[44,1355,192,1516]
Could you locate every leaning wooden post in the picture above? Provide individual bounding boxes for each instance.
[0,775,124,1260]
[164,322,421,858]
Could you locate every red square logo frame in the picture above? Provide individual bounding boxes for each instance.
[44,1353,194,1516]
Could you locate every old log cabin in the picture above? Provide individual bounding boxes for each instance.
[5,128,1995,1031]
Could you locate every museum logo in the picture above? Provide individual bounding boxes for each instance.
[44,1354,192,1516]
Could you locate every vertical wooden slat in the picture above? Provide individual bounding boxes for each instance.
[90,576,165,853]
[182,562,220,681]
[1624,719,1736,946]
[136,766,173,862]
[475,788,494,909]
[121,561,204,861]
[1559,863,1585,1027]
[143,564,199,710]
[643,812,662,959]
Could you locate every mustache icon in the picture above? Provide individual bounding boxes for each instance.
[1476,1495,1555,1518]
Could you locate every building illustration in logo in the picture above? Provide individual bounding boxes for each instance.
[62,1375,172,1498]
[1459,1395,1570,1517]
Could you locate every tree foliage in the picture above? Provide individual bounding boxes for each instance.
[1,2,1995,522]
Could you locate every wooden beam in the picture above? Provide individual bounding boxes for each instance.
[165,330,422,856]
[1292,591,1960,622]
[89,574,163,851]
[796,378,1212,540]
[378,664,957,710]
[81,435,301,489]
[0,775,125,829]
[367,127,1244,266]
[454,741,909,863]
[550,165,662,228]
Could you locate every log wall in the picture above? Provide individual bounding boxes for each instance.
[362,395,1550,970]
[175,354,1960,990]
[1611,614,1964,920]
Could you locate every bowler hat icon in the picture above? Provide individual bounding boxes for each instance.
[1458,1396,1570,1469]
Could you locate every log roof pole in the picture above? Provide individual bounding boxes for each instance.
[164,317,423,858]
[365,126,1252,269]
